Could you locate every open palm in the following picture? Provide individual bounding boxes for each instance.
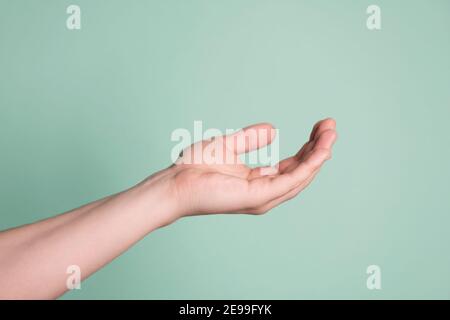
[169,118,337,216]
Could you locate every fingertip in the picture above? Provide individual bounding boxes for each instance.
[321,117,336,129]
[310,118,336,141]
[314,129,337,150]
[261,122,275,130]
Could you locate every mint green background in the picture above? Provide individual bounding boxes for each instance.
[1,0,449,299]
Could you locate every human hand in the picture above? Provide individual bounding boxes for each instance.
[151,118,337,220]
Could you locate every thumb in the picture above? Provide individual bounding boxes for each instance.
[224,123,276,155]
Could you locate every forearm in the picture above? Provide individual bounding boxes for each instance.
[0,175,176,299]
[0,196,112,247]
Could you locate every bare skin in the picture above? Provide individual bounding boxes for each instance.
[0,118,337,299]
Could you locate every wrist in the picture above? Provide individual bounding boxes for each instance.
[131,167,183,229]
